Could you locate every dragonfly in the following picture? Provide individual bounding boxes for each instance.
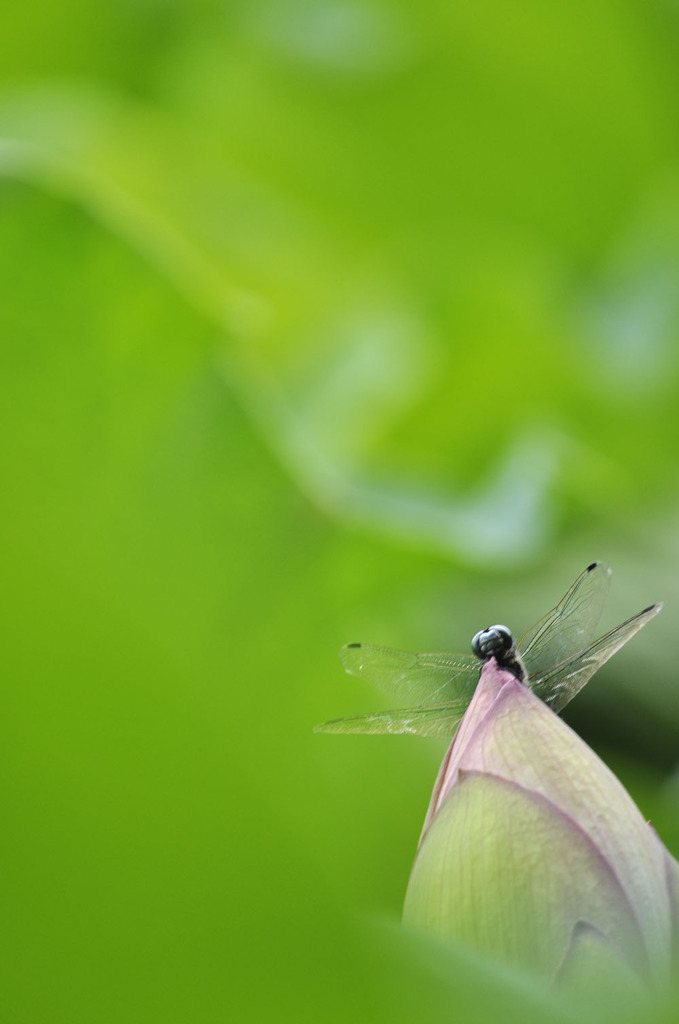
[315,562,662,741]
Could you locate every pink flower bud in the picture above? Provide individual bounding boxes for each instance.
[403,658,679,988]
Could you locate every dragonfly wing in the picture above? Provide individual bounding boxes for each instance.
[518,562,612,680]
[529,603,662,713]
[313,701,470,740]
[339,643,479,706]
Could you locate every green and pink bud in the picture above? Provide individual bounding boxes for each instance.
[403,658,679,988]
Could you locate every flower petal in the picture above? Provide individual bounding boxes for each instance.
[418,659,512,839]
[553,920,646,1009]
[662,846,679,967]
[404,770,648,981]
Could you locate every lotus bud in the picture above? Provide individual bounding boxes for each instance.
[403,657,679,989]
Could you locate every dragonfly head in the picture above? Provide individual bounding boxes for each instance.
[471,624,525,682]
[471,624,515,662]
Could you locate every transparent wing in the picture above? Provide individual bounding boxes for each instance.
[517,562,612,680]
[313,701,470,740]
[529,603,662,713]
[339,642,479,706]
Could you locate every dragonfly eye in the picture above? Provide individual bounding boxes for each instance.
[471,624,514,661]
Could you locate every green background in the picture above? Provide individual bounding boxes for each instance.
[1,2,679,1020]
